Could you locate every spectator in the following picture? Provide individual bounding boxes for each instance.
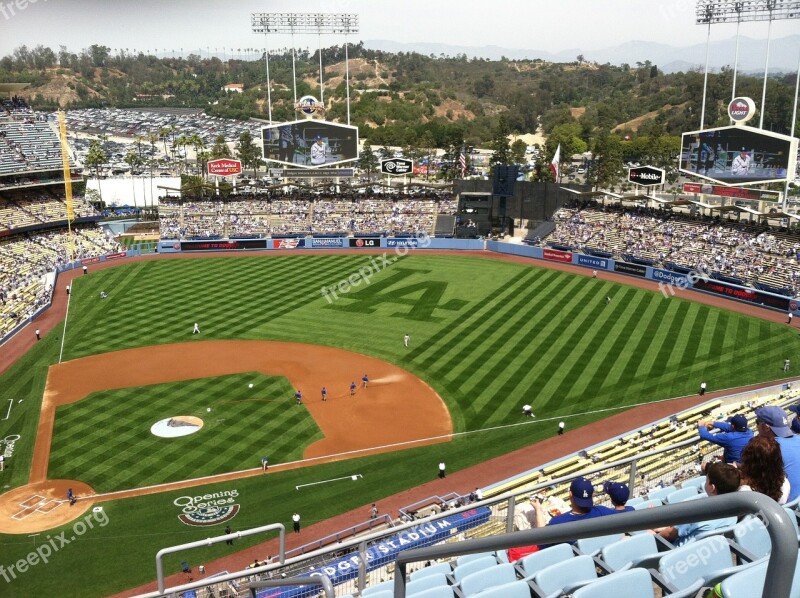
[755,405,800,502]
[652,462,741,545]
[603,482,634,512]
[532,477,616,545]
[788,404,800,434]
[696,414,752,465]
[739,435,790,504]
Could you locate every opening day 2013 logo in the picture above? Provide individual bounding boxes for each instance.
[173,489,240,527]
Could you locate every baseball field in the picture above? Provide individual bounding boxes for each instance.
[0,250,797,597]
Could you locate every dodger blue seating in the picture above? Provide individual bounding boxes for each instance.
[361,581,394,596]
[732,516,771,560]
[648,485,677,502]
[625,497,645,507]
[575,533,624,556]
[530,554,598,597]
[452,555,498,583]
[718,556,800,598]
[407,573,450,595]
[664,487,700,504]
[633,498,664,511]
[681,476,706,490]
[456,551,497,566]
[473,579,532,598]
[572,567,655,598]
[458,562,517,596]
[410,562,452,581]
[600,533,664,571]
[408,585,456,598]
[515,543,575,578]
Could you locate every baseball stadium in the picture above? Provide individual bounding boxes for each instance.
[2,5,800,598]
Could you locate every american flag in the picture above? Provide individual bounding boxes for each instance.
[458,150,467,178]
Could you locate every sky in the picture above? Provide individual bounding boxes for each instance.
[0,0,797,59]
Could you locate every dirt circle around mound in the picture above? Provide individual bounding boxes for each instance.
[0,480,96,534]
[0,340,451,534]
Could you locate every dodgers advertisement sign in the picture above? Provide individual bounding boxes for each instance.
[576,254,609,270]
[651,268,690,287]
[256,507,491,598]
[311,237,344,248]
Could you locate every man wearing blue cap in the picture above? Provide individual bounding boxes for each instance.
[755,405,800,502]
[697,414,752,465]
[532,476,616,544]
[603,482,634,512]
[788,404,800,434]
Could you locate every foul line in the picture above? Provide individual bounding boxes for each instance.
[2,399,12,421]
[58,288,71,365]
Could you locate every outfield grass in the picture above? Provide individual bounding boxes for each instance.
[1,252,798,597]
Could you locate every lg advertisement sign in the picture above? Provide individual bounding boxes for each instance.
[679,124,798,186]
[207,159,242,177]
[262,120,359,169]
[627,165,664,186]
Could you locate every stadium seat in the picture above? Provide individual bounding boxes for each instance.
[717,556,800,598]
[361,591,393,598]
[664,487,700,504]
[600,533,665,571]
[410,562,452,581]
[732,516,771,560]
[471,579,531,598]
[632,498,664,511]
[458,562,517,596]
[785,507,800,542]
[648,485,677,502]
[625,497,645,507]
[572,567,655,598]
[408,585,455,598]
[456,551,497,566]
[681,476,706,490]
[657,535,757,595]
[452,555,499,583]
[575,532,625,556]
[516,543,575,578]
[362,580,394,596]
[406,573,450,595]
[529,554,598,596]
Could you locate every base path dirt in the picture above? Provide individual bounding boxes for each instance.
[0,480,95,534]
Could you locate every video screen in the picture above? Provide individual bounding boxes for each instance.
[679,125,797,186]
[262,120,359,169]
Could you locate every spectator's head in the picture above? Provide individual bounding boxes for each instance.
[603,481,630,507]
[755,406,793,438]
[727,414,749,432]
[705,462,741,496]
[569,476,594,511]
[788,404,800,418]
[739,435,786,502]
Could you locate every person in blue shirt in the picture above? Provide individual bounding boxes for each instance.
[755,405,800,503]
[532,476,616,546]
[603,481,634,512]
[697,414,752,465]
[788,404,800,434]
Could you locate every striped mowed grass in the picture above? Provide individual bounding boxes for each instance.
[50,252,798,490]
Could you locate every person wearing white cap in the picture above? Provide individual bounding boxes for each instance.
[731,148,751,176]
[310,135,327,166]
[755,405,800,502]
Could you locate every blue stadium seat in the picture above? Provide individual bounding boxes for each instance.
[664,487,700,504]
[473,579,532,598]
[575,533,625,556]
[361,591,393,598]
[515,543,575,578]
[625,497,645,507]
[361,580,394,596]
[410,562,452,581]
[456,551,497,566]
[452,555,499,583]
[785,507,800,542]
[406,573,449,596]
[458,562,517,596]
[529,554,598,597]
[681,476,706,490]
[718,556,800,598]
[571,567,655,598]
[633,498,664,511]
[600,533,665,571]
[408,585,456,598]
[732,516,771,560]
[648,485,677,502]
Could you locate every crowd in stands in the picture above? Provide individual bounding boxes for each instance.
[0,189,98,230]
[158,192,457,239]
[0,96,34,119]
[0,119,74,176]
[548,201,800,293]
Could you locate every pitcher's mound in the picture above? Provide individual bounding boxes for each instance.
[151,416,204,438]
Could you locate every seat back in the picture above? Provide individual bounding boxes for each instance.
[625,497,645,507]
[633,498,664,511]
[459,562,517,596]
[658,535,732,590]
[518,543,574,577]
[533,554,597,595]
[572,567,655,598]
[455,551,497,567]
[665,487,700,504]
[600,533,659,571]
[575,533,625,556]
[361,580,393,596]
[407,573,449,595]
[732,516,771,560]
[407,585,455,598]
[681,476,707,490]
[648,485,677,502]
[452,555,498,583]
[470,579,531,598]
[410,562,452,581]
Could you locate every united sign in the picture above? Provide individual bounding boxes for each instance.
[208,158,243,177]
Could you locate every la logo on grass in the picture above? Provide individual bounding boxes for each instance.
[174,489,240,527]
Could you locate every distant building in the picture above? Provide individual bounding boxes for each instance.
[223,84,244,93]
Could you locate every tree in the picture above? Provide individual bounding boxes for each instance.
[358,140,380,180]
[84,140,108,203]
[124,151,144,205]
[237,130,262,177]
[589,130,624,190]
[510,139,527,166]
[210,134,232,159]
[488,116,511,166]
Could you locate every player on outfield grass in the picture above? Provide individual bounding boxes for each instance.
[295,389,302,405]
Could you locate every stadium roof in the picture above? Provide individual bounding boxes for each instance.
[0,83,31,94]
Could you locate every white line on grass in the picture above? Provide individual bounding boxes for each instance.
[58,287,71,364]
[2,398,12,420]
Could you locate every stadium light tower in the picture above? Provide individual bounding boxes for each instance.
[251,13,360,124]
[695,0,800,129]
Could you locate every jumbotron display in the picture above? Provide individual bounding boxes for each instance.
[679,125,798,186]
[262,120,359,169]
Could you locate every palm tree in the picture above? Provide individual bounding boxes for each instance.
[84,140,108,205]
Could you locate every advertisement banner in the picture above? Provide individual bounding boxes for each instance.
[348,238,380,248]
[614,261,647,277]
[81,256,101,265]
[386,238,420,248]
[256,507,491,598]
[181,240,268,251]
[105,252,127,260]
[575,254,609,270]
[682,182,780,202]
[272,238,304,249]
[692,279,790,311]
[542,248,572,263]
[651,268,690,287]
[310,237,345,248]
